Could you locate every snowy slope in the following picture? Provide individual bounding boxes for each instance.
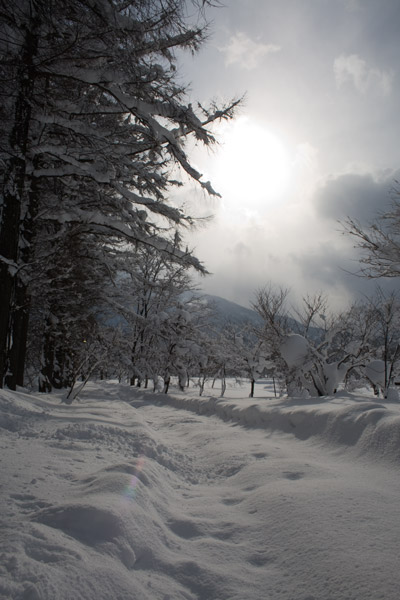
[1,381,400,600]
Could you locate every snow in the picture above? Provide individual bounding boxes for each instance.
[280,334,309,368]
[365,360,386,387]
[320,360,348,396]
[1,379,400,600]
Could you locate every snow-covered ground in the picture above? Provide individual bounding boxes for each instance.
[1,379,400,600]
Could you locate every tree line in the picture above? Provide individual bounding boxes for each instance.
[1,1,399,401]
[0,0,239,392]
[89,277,399,401]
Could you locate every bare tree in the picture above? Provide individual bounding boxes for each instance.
[344,191,400,278]
[252,284,291,339]
[363,288,400,397]
[292,292,329,339]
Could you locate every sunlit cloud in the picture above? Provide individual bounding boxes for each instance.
[334,53,394,96]
[219,32,281,70]
[189,163,398,312]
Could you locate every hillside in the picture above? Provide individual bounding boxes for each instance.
[199,294,322,340]
[200,294,262,329]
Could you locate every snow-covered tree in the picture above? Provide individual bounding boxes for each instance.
[192,322,238,397]
[108,243,196,388]
[155,295,213,393]
[254,284,377,397]
[362,289,400,399]
[225,330,267,398]
[252,284,293,389]
[0,0,239,389]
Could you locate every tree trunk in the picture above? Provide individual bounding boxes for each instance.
[39,318,68,392]
[249,379,255,398]
[39,327,55,392]
[4,171,40,389]
[4,281,30,389]
[8,169,41,388]
[198,376,205,396]
[220,367,226,398]
[0,17,39,388]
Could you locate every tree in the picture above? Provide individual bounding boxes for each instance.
[252,284,292,390]
[34,227,110,391]
[0,0,239,389]
[253,283,377,397]
[115,244,195,388]
[222,328,267,398]
[344,192,400,278]
[362,288,400,398]
[155,295,213,393]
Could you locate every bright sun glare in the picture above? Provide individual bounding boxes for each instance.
[213,117,291,218]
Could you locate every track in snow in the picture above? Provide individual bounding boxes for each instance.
[127,391,400,600]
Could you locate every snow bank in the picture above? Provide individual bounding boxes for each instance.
[134,384,400,464]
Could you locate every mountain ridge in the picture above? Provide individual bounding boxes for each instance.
[198,293,322,341]
[199,293,262,329]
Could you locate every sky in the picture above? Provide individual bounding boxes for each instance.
[175,0,400,311]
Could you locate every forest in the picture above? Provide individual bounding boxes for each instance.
[1,0,399,402]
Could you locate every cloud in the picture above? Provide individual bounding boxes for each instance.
[340,0,361,11]
[219,32,281,70]
[313,170,399,224]
[189,166,400,313]
[333,53,394,96]
[291,236,396,307]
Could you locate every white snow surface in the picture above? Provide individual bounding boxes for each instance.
[1,379,400,600]
[280,334,309,368]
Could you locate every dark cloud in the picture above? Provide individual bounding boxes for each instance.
[291,239,397,305]
[292,242,349,286]
[313,170,400,224]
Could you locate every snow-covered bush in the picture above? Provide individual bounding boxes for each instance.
[253,285,379,397]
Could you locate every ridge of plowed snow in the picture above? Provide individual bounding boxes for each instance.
[128,384,400,464]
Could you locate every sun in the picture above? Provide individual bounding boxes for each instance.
[211,116,291,218]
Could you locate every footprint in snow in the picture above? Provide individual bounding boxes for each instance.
[167,519,202,539]
[221,497,243,506]
[9,493,52,512]
[283,471,305,480]
[248,553,274,567]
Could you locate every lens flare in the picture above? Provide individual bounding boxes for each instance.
[123,456,145,501]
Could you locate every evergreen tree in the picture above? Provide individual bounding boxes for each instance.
[0,0,239,389]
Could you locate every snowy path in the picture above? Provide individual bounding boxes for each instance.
[130,395,400,600]
[1,382,400,600]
